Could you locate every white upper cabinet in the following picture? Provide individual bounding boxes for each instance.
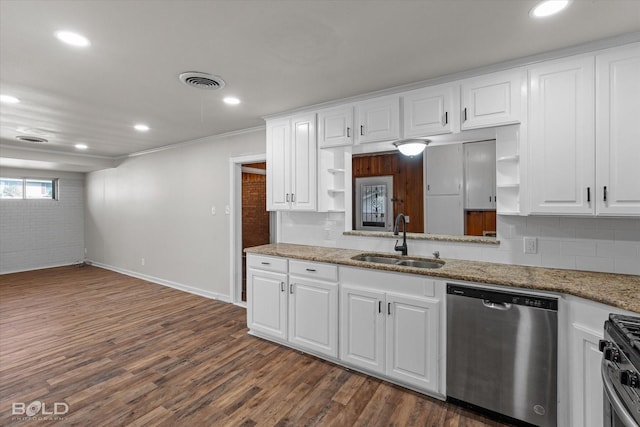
[266,118,292,211]
[595,43,640,216]
[460,69,523,130]
[403,84,458,137]
[318,105,354,148]
[528,55,595,215]
[266,114,317,211]
[356,95,401,144]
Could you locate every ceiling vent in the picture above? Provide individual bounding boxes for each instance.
[179,72,226,90]
[16,135,48,144]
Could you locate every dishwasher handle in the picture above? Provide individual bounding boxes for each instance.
[482,300,512,311]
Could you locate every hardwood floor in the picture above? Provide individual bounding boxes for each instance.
[0,266,511,426]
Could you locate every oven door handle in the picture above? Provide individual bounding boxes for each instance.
[601,358,640,427]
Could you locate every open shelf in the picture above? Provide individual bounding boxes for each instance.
[497,154,519,162]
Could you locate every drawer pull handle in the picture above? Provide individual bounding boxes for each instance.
[378,301,382,313]
[346,127,351,138]
[305,268,316,272]
[388,302,391,315]
[604,186,607,202]
[463,107,468,122]
[261,262,270,265]
[280,282,285,292]
[289,284,294,294]
[360,125,364,136]
[587,187,591,203]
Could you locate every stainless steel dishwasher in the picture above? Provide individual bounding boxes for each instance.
[446,283,558,427]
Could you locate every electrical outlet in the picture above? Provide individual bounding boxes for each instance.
[524,237,537,254]
[225,205,230,215]
[405,216,410,223]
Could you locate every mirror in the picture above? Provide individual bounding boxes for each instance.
[352,140,496,237]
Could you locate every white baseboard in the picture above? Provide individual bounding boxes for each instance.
[0,262,81,275]
[86,260,232,303]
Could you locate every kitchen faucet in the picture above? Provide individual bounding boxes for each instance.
[393,213,408,256]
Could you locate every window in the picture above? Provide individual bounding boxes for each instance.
[0,178,58,200]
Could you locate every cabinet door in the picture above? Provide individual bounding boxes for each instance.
[461,70,522,130]
[403,84,457,137]
[529,56,595,215]
[386,293,440,392]
[247,268,287,340]
[464,140,496,209]
[290,114,317,211]
[596,44,640,216]
[318,106,354,148]
[569,324,604,427]
[357,95,400,144]
[426,144,463,196]
[340,285,385,374]
[288,277,338,357]
[266,118,292,211]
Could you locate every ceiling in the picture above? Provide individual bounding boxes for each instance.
[1,0,639,169]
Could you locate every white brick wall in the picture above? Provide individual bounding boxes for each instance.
[0,169,85,274]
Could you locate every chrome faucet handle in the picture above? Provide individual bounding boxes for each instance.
[432,251,440,259]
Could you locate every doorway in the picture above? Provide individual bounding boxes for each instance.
[229,153,272,305]
[240,162,271,301]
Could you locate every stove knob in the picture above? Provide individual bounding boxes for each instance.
[620,371,640,389]
[604,347,621,363]
[599,340,610,352]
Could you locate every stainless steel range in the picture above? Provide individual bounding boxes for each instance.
[600,314,640,427]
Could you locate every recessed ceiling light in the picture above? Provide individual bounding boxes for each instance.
[55,30,91,47]
[134,124,150,132]
[223,97,241,105]
[530,0,570,18]
[0,94,20,104]
[75,144,88,150]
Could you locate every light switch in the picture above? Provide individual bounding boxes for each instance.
[225,205,230,215]
[211,206,216,215]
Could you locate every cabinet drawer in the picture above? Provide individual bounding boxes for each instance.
[246,254,288,273]
[289,260,338,282]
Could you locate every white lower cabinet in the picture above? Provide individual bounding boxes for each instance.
[247,255,339,358]
[288,276,338,358]
[385,293,440,391]
[339,268,443,395]
[247,256,288,341]
[564,295,634,427]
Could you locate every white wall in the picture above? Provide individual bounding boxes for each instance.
[279,212,640,275]
[84,129,265,300]
[0,168,85,274]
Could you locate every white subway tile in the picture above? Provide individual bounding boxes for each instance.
[575,256,615,273]
[562,241,597,257]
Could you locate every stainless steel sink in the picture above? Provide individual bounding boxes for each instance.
[352,254,444,269]
[354,255,400,265]
[395,259,443,269]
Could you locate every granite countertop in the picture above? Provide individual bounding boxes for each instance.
[245,243,640,313]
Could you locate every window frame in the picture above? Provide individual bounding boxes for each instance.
[0,177,59,200]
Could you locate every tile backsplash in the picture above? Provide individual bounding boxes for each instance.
[279,212,640,275]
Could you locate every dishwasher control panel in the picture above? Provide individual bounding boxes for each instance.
[447,284,558,311]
